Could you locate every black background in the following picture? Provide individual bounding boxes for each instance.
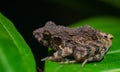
[0,0,120,71]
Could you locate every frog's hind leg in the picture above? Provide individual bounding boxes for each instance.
[59,58,77,64]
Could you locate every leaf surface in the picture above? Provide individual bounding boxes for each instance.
[0,13,36,72]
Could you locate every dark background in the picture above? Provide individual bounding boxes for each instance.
[0,0,120,71]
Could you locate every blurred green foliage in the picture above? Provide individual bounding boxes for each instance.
[45,16,120,72]
[51,0,120,9]
[0,13,36,72]
[100,0,120,8]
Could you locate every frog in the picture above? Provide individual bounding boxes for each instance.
[33,21,113,67]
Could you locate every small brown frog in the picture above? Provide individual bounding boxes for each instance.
[33,21,113,67]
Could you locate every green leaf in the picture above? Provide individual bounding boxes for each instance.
[44,16,120,72]
[0,13,36,72]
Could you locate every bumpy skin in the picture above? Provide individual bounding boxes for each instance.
[33,21,113,66]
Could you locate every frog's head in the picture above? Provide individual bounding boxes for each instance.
[99,32,113,48]
[33,21,59,47]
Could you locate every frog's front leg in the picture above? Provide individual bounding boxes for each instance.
[82,53,104,67]
[41,46,73,62]
[41,49,64,62]
[80,47,106,67]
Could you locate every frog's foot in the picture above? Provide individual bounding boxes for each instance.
[41,56,53,61]
[59,59,77,64]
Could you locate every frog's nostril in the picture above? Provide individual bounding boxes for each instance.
[108,34,113,40]
[34,34,39,38]
[33,32,39,37]
[110,37,113,40]
[33,32,43,41]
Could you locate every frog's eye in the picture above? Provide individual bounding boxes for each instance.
[43,31,50,35]
[43,31,51,40]
[104,35,108,38]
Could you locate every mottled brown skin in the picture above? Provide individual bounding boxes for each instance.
[33,21,113,67]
